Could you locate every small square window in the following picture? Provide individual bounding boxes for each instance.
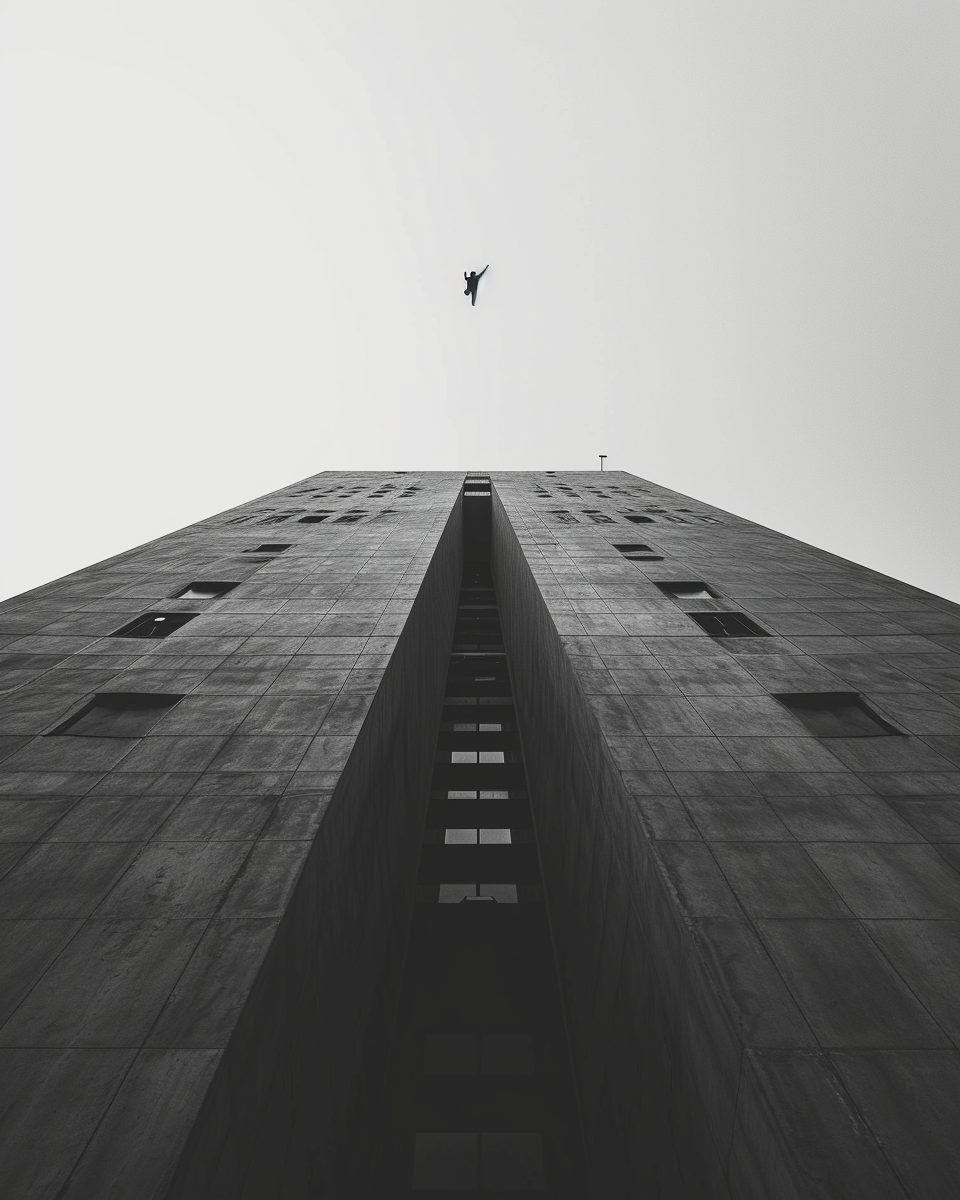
[774,692,902,737]
[656,581,719,601]
[111,612,198,638]
[439,883,483,902]
[51,693,183,737]
[445,829,478,844]
[688,612,769,638]
[173,581,238,600]
[245,544,290,553]
[479,883,517,903]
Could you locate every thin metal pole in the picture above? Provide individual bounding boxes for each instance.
[599,455,607,471]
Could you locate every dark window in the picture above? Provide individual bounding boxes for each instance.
[245,544,290,553]
[51,692,183,737]
[688,612,769,638]
[624,514,653,524]
[656,581,719,600]
[774,692,902,737]
[173,581,238,600]
[298,513,331,523]
[111,611,198,638]
[613,543,652,553]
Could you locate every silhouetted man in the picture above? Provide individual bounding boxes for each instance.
[464,265,488,306]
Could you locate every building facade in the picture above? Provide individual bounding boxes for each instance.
[1,470,959,1198]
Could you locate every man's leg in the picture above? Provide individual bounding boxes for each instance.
[471,290,476,306]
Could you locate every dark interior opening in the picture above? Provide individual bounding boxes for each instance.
[774,692,902,737]
[245,543,291,553]
[173,581,238,600]
[688,611,770,638]
[110,612,198,639]
[51,692,183,737]
[656,581,719,601]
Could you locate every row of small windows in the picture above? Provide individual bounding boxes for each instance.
[228,507,405,525]
[48,685,900,743]
[94,546,288,642]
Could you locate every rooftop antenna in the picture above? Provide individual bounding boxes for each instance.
[599,455,607,472]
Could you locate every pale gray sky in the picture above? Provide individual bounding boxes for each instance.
[1,1,958,601]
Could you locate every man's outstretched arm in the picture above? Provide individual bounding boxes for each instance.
[477,265,489,279]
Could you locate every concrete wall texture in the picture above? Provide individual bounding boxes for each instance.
[1,469,959,1198]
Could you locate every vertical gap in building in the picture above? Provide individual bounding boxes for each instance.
[365,476,589,1197]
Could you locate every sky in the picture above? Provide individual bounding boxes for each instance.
[1,0,958,603]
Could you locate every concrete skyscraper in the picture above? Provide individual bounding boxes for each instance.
[1,471,959,1198]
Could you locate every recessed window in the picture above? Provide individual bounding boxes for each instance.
[623,514,654,524]
[245,544,290,554]
[656,581,719,601]
[173,581,238,600]
[689,611,769,638]
[774,692,902,737]
[612,542,663,560]
[438,883,518,903]
[335,512,366,523]
[111,612,198,638]
[444,828,512,844]
[51,692,183,737]
[298,513,331,523]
